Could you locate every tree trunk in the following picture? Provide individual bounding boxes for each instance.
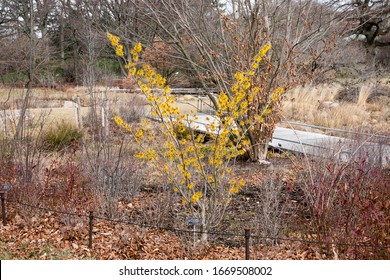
[365,42,376,72]
[60,7,65,65]
[247,127,270,162]
[249,140,269,162]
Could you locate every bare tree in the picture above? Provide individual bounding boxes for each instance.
[331,0,390,71]
[0,0,57,84]
[135,0,340,161]
[1,0,55,184]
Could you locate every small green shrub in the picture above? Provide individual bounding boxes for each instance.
[42,122,83,151]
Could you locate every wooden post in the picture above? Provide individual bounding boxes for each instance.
[197,95,202,112]
[89,211,94,249]
[77,96,82,128]
[245,229,251,260]
[73,98,79,128]
[1,193,6,226]
[101,98,109,139]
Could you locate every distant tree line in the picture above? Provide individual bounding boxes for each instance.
[0,0,389,87]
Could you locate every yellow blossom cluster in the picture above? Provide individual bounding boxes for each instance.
[107,32,119,47]
[214,42,285,157]
[229,179,245,194]
[190,191,203,203]
[107,33,285,226]
[114,116,131,132]
[135,148,158,161]
[107,32,123,57]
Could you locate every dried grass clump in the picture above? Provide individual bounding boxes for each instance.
[282,83,390,133]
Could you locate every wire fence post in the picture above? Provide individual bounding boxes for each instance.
[244,229,251,260]
[89,211,94,249]
[1,193,6,226]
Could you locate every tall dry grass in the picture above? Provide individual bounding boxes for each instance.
[281,83,390,134]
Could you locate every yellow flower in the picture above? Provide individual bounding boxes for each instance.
[123,123,132,132]
[231,84,239,92]
[140,84,149,92]
[272,87,284,97]
[135,152,145,159]
[243,81,251,90]
[116,45,124,57]
[263,108,272,115]
[228,179,245,194]
[114,116,132,132]
[140,148,158,161]
[254,115,264,123]
[135,130,144,139]
[190,191,203,203]
[129,67,137,76]
[234,72,244,82]
[229,185,240,194]
[259,43,271,57]
[114,116,124,126]
[107,32,120,47]
[218,93,229,110]
[137,69,144,77]
[147,95,155,102]
[124,62,134,69]
[133,42,142,53]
